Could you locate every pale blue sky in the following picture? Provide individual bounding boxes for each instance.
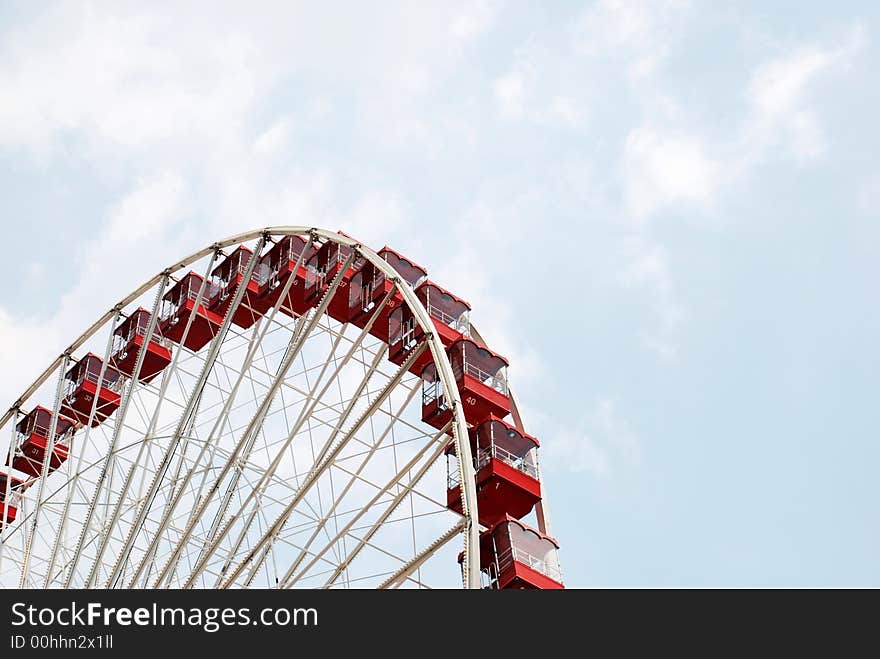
[1,1,878,586]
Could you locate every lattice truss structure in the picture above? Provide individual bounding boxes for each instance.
[0,228,562,590]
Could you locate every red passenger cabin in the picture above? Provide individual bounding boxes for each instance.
[348,261,388,337]
[388,304,430,376]
[160,272,223,352]
[446,415,541,526]
[476,516,563,590]
[260,235,315,318]
[305,239,365,323]
[381,247,428,289]
[415,281,470,346]
[60,354,123,427]
[110,308,172,382]
[420,363,452,431]
[0,471,24,525]
[348,247,428,343]
[210,246,271,329]
[421,339,510,428]
[9,406,75,476]
[387,282,470,378]
[449,338,510,423]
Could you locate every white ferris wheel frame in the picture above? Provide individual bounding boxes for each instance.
[0,226,488,589]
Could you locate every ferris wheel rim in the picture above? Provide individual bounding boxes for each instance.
[0,226,482,588]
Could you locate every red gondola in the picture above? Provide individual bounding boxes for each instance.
[420,363,452,431]
[415,281,470,346]
[388,304,433,376]
[305,239,365,323]
[110,308,172,382]
[448,338,510,423]
[387,280,470,377]
[378,247,428,289]
[348,248,427,343]
[9,406,75,476]
[422,338,510,427]
[159,272,223,352]
[60,354,123,427]
[0,471,24,525]
[260,235,315,318]
[348,261,388,337]
[476,516,563,589]
[209,246,272,329]
[446,415,541,526]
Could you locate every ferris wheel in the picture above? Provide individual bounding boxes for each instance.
[0,227,563,589]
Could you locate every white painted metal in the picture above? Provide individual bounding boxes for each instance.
[130,238,317,587]
[0,227,485,589]
[18,354,70,587]
[378,520,466,589]
[284,418,452,589]
[205,340,428,589]
[43,307,123,587]
[101,238,267,588]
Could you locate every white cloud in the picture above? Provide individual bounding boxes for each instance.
[486,13,864,366]
[539,397,640,478]
[449,0,500,40]
[253,118,293,156]
[0,308,63,405]
[621,239,685,361]
[612,23,866,359]
[622,126,721,221]
[341,190,410,246]
[0,6,268,162]
[0,2,498,164]
[611,23,866,223]
[493,63,586,126]
[26,262,46,279]
[573,0,691,78]
[546,96,583,126]
[857,172,880,217]
[494,70,527,120]
[787,110,826,161]
[104,173,187,245]
[749,50,830,118]
[744,24,867,163]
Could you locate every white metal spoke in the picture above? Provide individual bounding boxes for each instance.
[274,379,423,585]
[319,423,451,588]
[101,238,267,587]
[19,354,70,587]
[0,228,504,590]
[43,307,123,586]
[282,419,451,588]
[379,520,465,589]
[210,340,428,589]
[146,248,356,587]
[76,254,220,588]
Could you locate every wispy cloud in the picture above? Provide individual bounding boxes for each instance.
[449,0,501,40]
[857,172,880,217]
[744,24,867,164]
[611,21,866,359]
[572,0,692,78]
[539,397,641,479]
[253,118,294,156]
[493,59,587,126]
[621,126,722,222]
[621,238,686,361]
